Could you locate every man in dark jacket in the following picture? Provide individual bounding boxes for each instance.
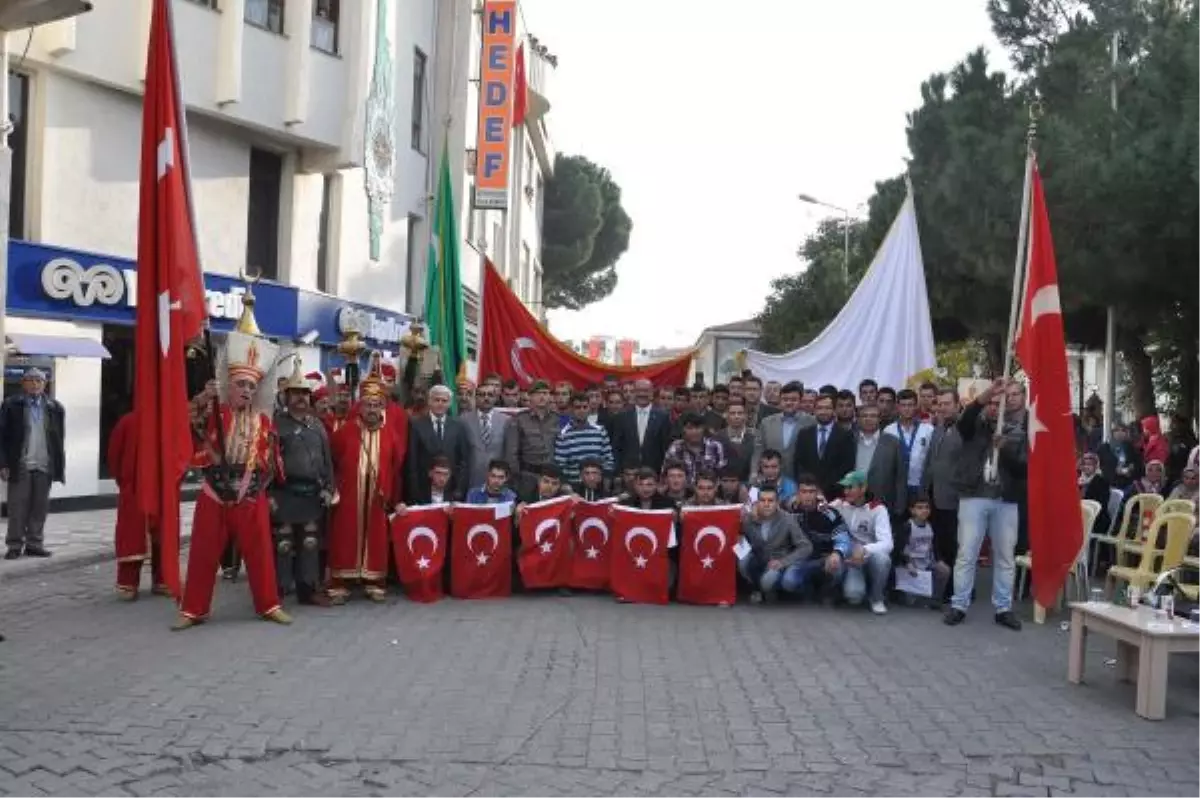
[1,368,66,559]
[1096,422,1142,490]
[921,388,962,601]
[944,378,1027,631]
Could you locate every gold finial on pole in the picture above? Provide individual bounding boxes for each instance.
[235,265,263,335]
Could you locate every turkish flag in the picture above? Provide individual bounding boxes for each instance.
[512,42,529,127]
[516,496,575,588]
[569,498,618,590]
[450,504,513,599]
[677,505,741,606]
[392,505,450,603]
[608,506,675,605]
[477,261,693,388]
[134,0,208,600]
[1015,161,1083,609]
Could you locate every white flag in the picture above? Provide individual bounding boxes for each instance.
[745,184,935,389]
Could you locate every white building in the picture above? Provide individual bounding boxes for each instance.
[424,0,555,357]
[1,0,455,503]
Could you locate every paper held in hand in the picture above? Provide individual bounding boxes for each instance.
[894,568,933,597]
[733,538,752,561]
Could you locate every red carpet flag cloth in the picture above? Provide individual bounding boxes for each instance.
[609,506,675,605]
[1015,162,1083,609]
[477,261,693,388]
[517,496,575,589]
[392,504,450,603]
[677,505,741,606]
[569,498,618,590]
[450,503,513,599]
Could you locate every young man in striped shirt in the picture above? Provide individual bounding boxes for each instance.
[554,392,615,484]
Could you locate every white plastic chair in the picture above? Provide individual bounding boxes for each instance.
[1016,500,1099,608]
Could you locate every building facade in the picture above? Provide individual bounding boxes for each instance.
[693,319,760,387]
[1,0,457,502]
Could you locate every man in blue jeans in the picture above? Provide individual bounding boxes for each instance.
[831,470,894,614]
[944,377,1027,630]
[737,485,812,603]
[788,473,853,600]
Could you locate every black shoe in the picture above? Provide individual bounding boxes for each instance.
[3,549,20,560]
[994,611,1022,631]
[22,547,51,558]
[556,587,573,597]
[943,608,966,626]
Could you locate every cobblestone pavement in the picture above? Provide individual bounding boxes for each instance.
[0,560,1196,797]
[0,504,195,581]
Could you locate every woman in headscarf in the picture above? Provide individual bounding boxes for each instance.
[1167,465,1198,503]
[1078,452,1111,535]
[1130,459,1169,498]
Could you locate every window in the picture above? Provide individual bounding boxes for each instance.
[405,215,421,315]
[184,0,219,8]
[311,0,339,54]
[521,243,531,301]
[525,145,534,188]
[411,48,427,153]
[316,174,334,293]
[245,0,284,34]
[246,148,283,281]
[7,72,28,239]
[492,220,503,268]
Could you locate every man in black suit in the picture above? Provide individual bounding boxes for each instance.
[793,394,856,499]
[610,378,671,473]
[406,384,471,502]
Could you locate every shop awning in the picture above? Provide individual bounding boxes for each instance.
[5,333,111,359]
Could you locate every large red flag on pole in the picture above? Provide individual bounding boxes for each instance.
[135,0,209,599]
[1015,162,1083,609]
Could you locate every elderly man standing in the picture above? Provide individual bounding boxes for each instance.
[1,368,66,560]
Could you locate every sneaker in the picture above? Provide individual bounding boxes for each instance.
[23,547,51,558]
[870,601,888,615]
[994,610,1022,631]
[3,549,20,561]
[749,591,764,605]
[943,608,966,626]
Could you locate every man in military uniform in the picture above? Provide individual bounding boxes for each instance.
[271,361,335,607]
[505,380,562,495]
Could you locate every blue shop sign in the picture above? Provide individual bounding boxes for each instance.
[5,241,298,337]
[295,287,413,348]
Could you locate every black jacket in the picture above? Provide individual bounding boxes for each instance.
[0,394,66,483]
[610,406,672,472]
[406,414,472,503]
[793,423,856,499]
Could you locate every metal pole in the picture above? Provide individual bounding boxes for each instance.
[0,31,10,385]
[1102,31,1119,441]
[842,210,850,283]
[1002,108,1039,379]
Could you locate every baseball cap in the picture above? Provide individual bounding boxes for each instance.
[837,470,868,488]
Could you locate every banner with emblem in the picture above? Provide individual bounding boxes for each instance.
[608,506,675,605]
[450,503,513,599]
[392,504,450,603]
[569,498,618,590]
[677,505,741,606]
[517,496,575,589]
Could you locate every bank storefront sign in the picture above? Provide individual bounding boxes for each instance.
[7,241,412,347]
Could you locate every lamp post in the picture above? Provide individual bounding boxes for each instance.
[797,192,850,284]
[0,0,93,382]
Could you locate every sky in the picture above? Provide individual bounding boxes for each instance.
[523,0,1006,350]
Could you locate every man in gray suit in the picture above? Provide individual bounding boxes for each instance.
[750,381,814,483]
[461,381,509,490]
[921,388,962,600]
[855,405,907,520]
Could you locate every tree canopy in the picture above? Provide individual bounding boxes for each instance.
[757,0,1198,418]
[540,154,632,310]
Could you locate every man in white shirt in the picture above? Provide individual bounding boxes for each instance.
[883,388,935,505]
[831,471,893,614]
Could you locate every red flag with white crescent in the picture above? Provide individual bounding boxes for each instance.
[677,505,740,606]
[134,0,208,600]
[608,506,674,605]
[569,498,618,590]
[1015,161,1083,609]
[392,504,450,603]
[450,504,513,599]
[517,496,575,589]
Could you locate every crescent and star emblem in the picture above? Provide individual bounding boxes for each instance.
[624,526,659,569]
[406,526,439,570]
[510,337,537,385]
[1027,285,1061,325]
[692,525,728,570]
[534,518,560,554]
[466,523,500,566]
[577,518,609,561]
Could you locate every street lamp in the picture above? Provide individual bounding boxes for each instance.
[797,192,850,283]
[0,0,92,381]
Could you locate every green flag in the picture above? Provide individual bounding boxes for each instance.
[424,143,468,387]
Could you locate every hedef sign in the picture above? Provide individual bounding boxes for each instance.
[473,0,517,210]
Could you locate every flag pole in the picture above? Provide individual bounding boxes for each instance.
[1002,102,1042,379]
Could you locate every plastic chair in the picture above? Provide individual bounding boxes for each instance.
[1157,498,1196,518]
[1114,493,1164,566]
[1016,500,1099,608]
[1105,512,1194,596]
[1091,492,1160,573]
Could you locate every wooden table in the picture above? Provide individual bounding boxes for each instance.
[1068,601,1200,720]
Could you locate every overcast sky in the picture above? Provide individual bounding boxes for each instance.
[524,0,1005,349]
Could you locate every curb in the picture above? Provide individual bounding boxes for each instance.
[2,532,194,583]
